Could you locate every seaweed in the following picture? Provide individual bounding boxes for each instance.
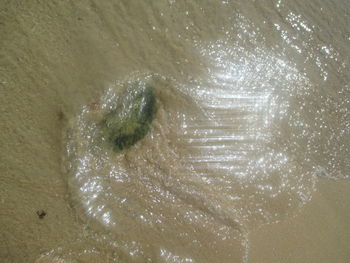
[102,82,157,152]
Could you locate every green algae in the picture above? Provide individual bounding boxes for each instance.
[102,82,157,152]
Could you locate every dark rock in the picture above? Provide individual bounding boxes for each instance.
[102,82,157,152]
[36,210,47,219]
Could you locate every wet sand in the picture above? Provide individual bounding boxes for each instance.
[1,0,349,262]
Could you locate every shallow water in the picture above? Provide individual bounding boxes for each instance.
[1,0,349,262]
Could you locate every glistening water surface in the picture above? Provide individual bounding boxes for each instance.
[0,0,349,262]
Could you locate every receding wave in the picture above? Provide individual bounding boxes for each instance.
[64,13,349,263]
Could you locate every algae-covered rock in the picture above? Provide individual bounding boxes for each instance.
[102,82,157,152]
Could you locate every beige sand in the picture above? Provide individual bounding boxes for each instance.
[1,0,349,262]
